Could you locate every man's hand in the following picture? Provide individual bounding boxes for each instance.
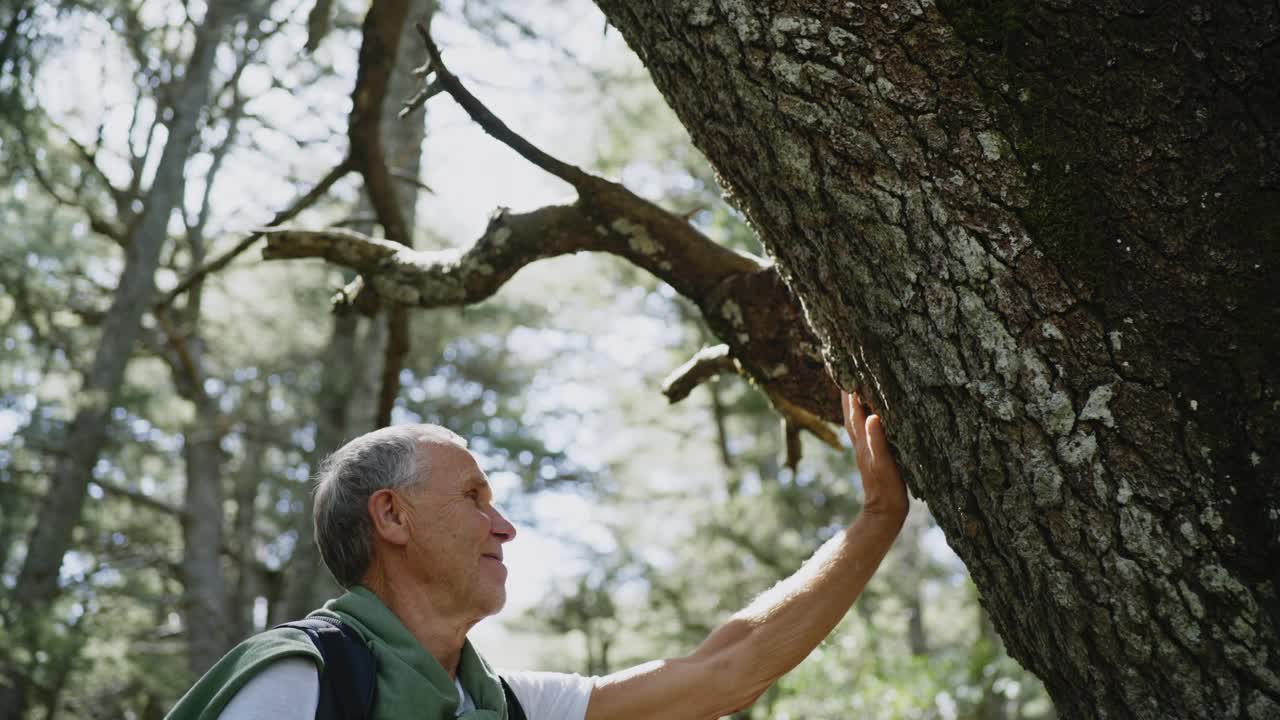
[842,390,909,520]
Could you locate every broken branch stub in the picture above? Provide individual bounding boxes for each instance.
[661,344,739,403]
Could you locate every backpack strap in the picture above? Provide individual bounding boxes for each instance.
[275,617,377,720]
[500,677,528,720]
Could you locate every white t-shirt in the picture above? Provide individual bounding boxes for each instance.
[216,656,594,720]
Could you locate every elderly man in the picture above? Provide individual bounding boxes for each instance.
[167,391,908,719]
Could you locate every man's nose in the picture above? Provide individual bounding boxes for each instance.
[490,507,517,543]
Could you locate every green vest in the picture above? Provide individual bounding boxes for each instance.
[165,586,509,719]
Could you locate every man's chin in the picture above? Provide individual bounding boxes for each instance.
[477,587,507,617]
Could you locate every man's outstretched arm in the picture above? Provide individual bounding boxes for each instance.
[586,391,910,720]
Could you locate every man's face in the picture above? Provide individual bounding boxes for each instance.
[401,440,517,620]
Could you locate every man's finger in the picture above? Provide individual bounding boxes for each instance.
[848,391,867,448]
[842,391,861,447]
[865,414,890,462]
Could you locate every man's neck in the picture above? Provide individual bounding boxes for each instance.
[364,578,477,678]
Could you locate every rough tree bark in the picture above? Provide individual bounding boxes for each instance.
[0,1,245,715]
[262,2,1277,717]
[588,2,1279,718]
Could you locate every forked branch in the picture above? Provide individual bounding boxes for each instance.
[264,21,847,451]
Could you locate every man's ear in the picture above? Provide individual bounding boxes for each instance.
[368,488,412,546]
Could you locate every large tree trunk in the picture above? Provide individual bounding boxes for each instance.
[0,2,244,715]
[593,1,1279,717]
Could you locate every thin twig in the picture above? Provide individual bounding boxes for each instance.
[390,169,434,193]
[329,214,379,228]
[156,157,353,308]
[414,21,595,191]
[766,390,843,451]
[15,125,128,244]
[94,480,185,517]
[48,117,133,214]
[784,420,803,471]
[399,78,442,118]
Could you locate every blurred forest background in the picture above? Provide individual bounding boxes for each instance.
[0,0,1054,718]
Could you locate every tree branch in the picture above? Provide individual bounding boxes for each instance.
[346,0,425,429]
[347,0,411,246]
[47,118,135,219]
[152,309,208,404]
[784,421,802,472]
[390,169,434,194]
[15,125,128,245]
[262,201,760,307]
[414,21,596,192]
[399,78,442,119]
[91,480,284,583]
[187,26,259,247]
[766,390,842,451]
[406,20,764,298]
[93,480,184,517]
[261,196,844,428]
[305,0,335,52]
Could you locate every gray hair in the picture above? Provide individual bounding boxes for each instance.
[312,424,467,588]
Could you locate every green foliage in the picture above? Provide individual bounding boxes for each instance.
[0,2,51,127]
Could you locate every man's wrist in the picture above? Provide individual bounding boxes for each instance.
[853,507,908,533]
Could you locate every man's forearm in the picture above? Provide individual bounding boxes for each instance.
[587,393,908,720]
[693,510,906,705]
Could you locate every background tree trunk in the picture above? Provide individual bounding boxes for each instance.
[901,513,929,658]
[231,398,268,640]
[592,1,1279,717]
[180,414,231,676]
[0,1,245,714]
[280,0,433,619]
[168,28,262,671]
[280,310,361,621]
[371,0,432,429]
[973,604,1011,720]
